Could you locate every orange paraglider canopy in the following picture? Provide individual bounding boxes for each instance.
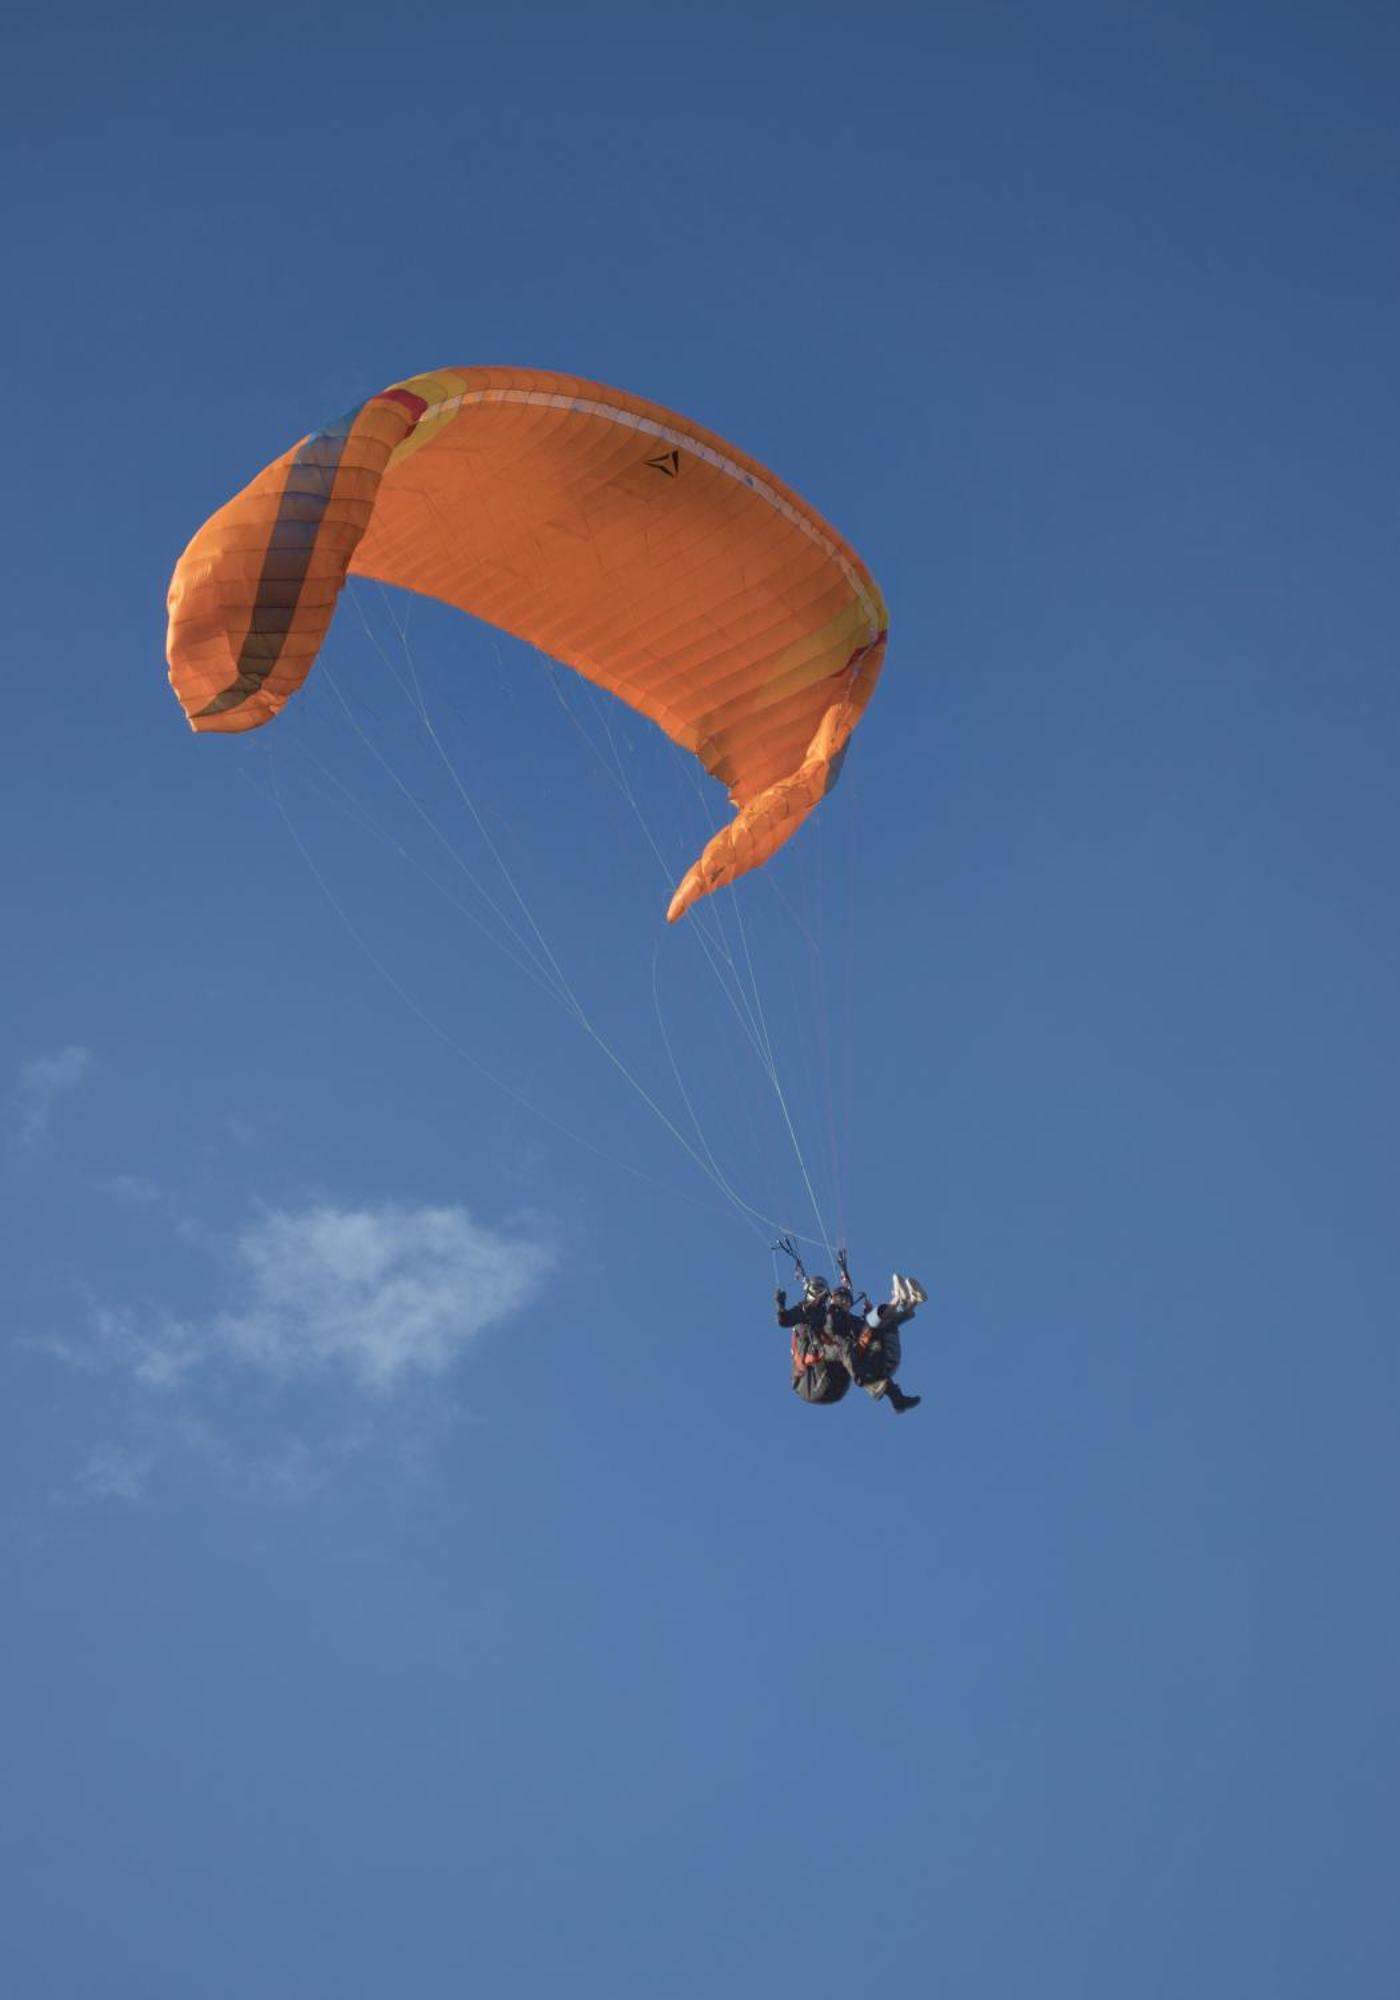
[166,367,888,919]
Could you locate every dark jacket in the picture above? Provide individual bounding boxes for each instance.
[777,1295,852,1403]
[847,1301,911,1383]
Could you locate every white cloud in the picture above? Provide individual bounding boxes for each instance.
[40,1197,556,1503]
[212,1202,549,1391]
[10,1045,95,1147]
[60,1199,553,1397]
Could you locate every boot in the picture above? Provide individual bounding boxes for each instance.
[887,1383,921,1414]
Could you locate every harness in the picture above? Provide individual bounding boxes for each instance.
[773,1239,877,1403]
[790,1313,837,1373]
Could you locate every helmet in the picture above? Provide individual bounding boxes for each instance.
[832,1283,853,1307]
[803,1274,830,1302]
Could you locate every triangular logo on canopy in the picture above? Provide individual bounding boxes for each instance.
[645,448,681,478]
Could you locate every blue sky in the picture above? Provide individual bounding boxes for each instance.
[3,3,1398,1994]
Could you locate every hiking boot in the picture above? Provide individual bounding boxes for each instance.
[887,1386,922,1414]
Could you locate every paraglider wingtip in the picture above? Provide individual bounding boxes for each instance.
[665,875,698,923]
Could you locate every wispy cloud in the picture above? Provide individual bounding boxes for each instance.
[163,1414,364,1502]
[9,1045,95,1148]
[77,1445,154,1501]
[214,1202,541,1390]
[123,1201,551,1393]
[101,1173,163,1207]
[85,1305,204,1390]
[41,1198,556,1501]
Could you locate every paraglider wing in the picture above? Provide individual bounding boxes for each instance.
[166,368,888,919]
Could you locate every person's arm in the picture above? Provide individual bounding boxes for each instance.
[775,1291,806,1328]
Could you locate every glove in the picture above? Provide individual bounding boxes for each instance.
[775,1288,787,1308]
